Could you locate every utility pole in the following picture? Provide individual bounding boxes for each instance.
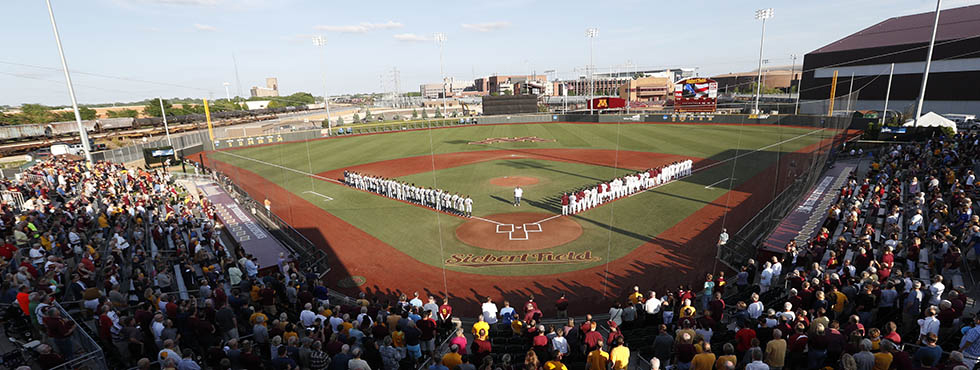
[45,0,92,163]
[913,0,942,127]
[586,28,599,114]
[845,72,855,113]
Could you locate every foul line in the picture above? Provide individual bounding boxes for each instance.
[214,150,344,184]
[472,216,505,225]
[303,191,334,201]
[705,178,731,189]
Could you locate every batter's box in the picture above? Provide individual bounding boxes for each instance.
[496,223,543,241]
[495,224,515,234]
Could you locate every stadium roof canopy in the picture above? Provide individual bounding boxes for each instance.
[811,3,980,54]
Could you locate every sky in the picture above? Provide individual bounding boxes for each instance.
[2,0,979,106]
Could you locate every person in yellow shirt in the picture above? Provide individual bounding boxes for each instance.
[249,311,269,327]
[340,315,354,335]
[441,344,462,369]
[873,341,894,370]
[392,328,405,347]
[511,317,525,336]
[765,330,786,369]
[679,299,696,319]
[692,343,716,370]
[587,341,609,370]
[628,286,643,306]
[714,343,737,370]
[609,337,629,370]
[98,214,109,229]
[472,315,490,341]
[544,351,567,370]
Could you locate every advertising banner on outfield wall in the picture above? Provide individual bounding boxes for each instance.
[588,97,626,110]
[673,78,718,112]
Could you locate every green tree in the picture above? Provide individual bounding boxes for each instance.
[434,110,443,118]
[20,104,55,123]
[143,98,172,117]
[412,109,418,119]
[336,116,344,126]
[364,108,373,121]
[421,109,428,119]
[212,99,242,112]
[107,109,139,118]
[353,113,360,122]
[321,118,330,128]
[267,100,285,109]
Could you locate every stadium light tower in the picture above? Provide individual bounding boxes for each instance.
[586,27,599,114]
[433,32,448,117]
[913,0,942,127]
[753,8,774,114]
[223,82,231,101]
[45,0,92,163]
[312,35,332,131]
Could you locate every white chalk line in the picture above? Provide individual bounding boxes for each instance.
[214,150,343,184]
[303,191,334,201]
[705,177,731,189]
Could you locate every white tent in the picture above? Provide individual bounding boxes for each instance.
[902,112,957,133]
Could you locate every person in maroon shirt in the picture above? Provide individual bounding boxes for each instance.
[524,303,542,323]
[471,329,493,365]
[734,322,756,354]
[417,311,438,356]
[260,284,276,315]
[43,308,76,360]
[555,294,569,319]
[583,323,603,352]
[708,292,725,325]
[439,297,453,330]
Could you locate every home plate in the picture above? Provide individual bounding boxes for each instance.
[516,226,522,229]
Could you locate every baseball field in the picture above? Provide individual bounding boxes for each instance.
[203,120,844,312]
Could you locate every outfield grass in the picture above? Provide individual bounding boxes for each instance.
[208,122,832,275]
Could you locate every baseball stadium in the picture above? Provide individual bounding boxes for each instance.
[199,115,855,313]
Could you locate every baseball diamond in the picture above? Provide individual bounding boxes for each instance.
[202,120,848,312]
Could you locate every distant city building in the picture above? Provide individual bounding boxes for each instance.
[250,77,280,98]
[419,78,472,99]
[473,75,548,95]
[712,67,801,94]
[799,3,980,115]
[618,77,673,102]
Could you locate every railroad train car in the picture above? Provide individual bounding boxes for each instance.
[0,124,47,141]
[46,120,98,136]
[94,117,136,131]
[0,105,312,142]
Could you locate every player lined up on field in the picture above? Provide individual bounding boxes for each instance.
[560,159,693,215]
[343,171,474,217]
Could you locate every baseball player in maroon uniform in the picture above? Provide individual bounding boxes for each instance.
[561,193,569,215]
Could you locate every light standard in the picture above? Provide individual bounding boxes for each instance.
[223,82,231,101]
[433,33,448,118]
[913,0,942,127]
[753,8,774,114]
[790,54,801,114]
[312,35,332,130]
[586,27,599,115]
[45,0,92,163]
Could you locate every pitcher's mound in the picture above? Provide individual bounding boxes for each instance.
[456,212,582,251]
[490,176,539,187]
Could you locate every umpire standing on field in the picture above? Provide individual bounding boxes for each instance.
[513,186,523,206]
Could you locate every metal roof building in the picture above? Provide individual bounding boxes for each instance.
[798,4,980,116]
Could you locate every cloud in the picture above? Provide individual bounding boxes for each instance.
[193,23,218,31]
[461,21,511,32]
[313,21,403,33]
[393,33,428,42]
